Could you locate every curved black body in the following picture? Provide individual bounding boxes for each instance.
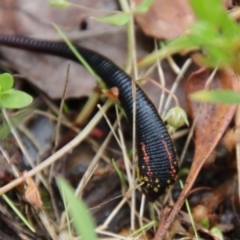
[0,34,179,201]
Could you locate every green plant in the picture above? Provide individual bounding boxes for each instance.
[56,177,97,240]
[170,0,240,70]
[94,0,153,26]
[48,0,70,8]
[0,73,32,109]
[139,0,240,105]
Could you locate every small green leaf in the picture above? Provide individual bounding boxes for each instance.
[201,217,210,229]
[190,0,223,25]
[164,107,189,128]
[166,36,198,55]
[134,0,153,13]
[178,167,190,177]
[94,13,131,26]
[48,0,70,8]
[0,73,14,91]
[56,177,97,240]
[189,21,218,46]
[210,226,224,240]
[0,89,33,109]
[189,0,240,38]
[190,90,240,104]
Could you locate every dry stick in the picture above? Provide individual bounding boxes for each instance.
[116,112,133,193]
[171,129,189,141]
[162,58,192,117]
[38,211,58,240]
[33,110,79,133]
[18,124,42,152]
[129,20,138,237]
[96,104,121,147]
[115,106,132,182]
[118,126,133,193]
[89,194,125,213]
[53,63,70,152]
[50,63,71,223]
[96,229,129,240]
[154,39,166,114]
[40,94,67,123]
[136,75,179,108]
[101,193,130,229]
[0,100,112,196]
[120,0,139,231]
[138,194,146,236]
[0,145,19,178]
[146,78,179,107]
[75,91,100,125]
[167,55,181,75]
[141,62,158,80]
[115,105,123,147]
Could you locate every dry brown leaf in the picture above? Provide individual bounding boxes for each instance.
[134,0,234,40]
[185,68,238,155]
[134,0,195,39]
[0,0,128,98]
[22,171,42,209]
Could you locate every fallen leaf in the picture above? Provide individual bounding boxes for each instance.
[185,68,237,153]
[134,0,195,39]
[0,0,127,98]
[134,0,235,40]
[22,171,43,209]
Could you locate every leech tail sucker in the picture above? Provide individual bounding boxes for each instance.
[0,34,179,201]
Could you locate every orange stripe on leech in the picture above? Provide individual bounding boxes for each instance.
[140,142,153,180]
[161,139,173,162]
[161,139,177,178]
[141,142,150,163]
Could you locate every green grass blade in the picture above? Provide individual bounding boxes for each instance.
[190,89,240,104]
[56,177,97,240]
[2,194,35,232]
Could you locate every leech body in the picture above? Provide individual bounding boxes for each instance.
[0,34,179,201]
